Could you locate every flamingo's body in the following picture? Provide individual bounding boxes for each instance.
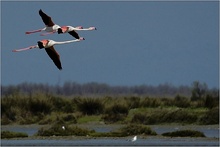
[26,9,97,38]
[41,26,97,39]
[12,38,84,70]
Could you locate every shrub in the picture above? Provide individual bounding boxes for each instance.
[1,131,28,139]
[2,107,17,122]
[162,130,205,137]
[131,113,147,124]
[90,124,157,137]
[1,97,13,115]
[162,109,198,124]
[160,98,175,106]
[50,96,75,113]
[102,114,126,123]
[192,100,205,108]
[124,96,140,109]
[204,95,219,109]
[106,104,129,115]
[1,115,12,125]
[90,131,126,137]
[200,107,219,124]
[37,123,92,136]
[143,109,170,125]
[62,114,77,123]
[140,97,161,108]
[174,95,190,108]
[119,124,157,136]
[136,108,198,125]
[77,98,104,115]
[102,103,129,123]
[28,96,52,115]
[190,81,207,101]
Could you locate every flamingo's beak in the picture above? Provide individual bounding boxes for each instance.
[79,37,85,40]
[90,27,97,30]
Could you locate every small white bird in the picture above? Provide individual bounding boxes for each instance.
[131,135,137,142]
[62,126,65,130]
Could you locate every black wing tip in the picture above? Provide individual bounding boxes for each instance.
[39,9,44,15]
[68,31,80,39]
[58,67,62,70]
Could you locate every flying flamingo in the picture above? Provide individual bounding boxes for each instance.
[25,9,96,39]
[25,9,62,34]
[12,37,85,70]
[40,25,97,39]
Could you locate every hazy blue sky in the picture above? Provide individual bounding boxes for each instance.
[1,1,219,88]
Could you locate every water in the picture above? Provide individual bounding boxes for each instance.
[1,137,219,146]
[1,125,219,146]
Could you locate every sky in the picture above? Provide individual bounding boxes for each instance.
[1,1,219,88]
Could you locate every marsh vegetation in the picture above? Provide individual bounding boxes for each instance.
[36,123,157,137]
[162,130,206,137]
[1,81,219,138]
[1,131,28,139]
[1,93,218,125]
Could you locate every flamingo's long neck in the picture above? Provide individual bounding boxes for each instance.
[74,27,94,31]
[68,26,96,31]
[52,39,81,45]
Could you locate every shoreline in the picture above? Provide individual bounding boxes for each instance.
[1,124,219,138]
[2,124,219,146]
[2,135,219,140]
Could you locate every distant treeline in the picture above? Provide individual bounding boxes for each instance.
[1,81,218,98]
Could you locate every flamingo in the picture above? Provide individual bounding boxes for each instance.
[25,9,96,39]
[25,9,62,34]
[40,25,97,39]
[12,37,85,70]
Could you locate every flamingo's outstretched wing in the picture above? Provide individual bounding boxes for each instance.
[68,30,80,39]
[45,46,62,70]
[39,9,55,27]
